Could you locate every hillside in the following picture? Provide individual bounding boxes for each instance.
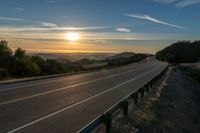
[29,53,115,62]
[106,52,148,66]
[156,41,200,63]
[107,52,136,60]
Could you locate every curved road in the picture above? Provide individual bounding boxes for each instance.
[0,58,167,133]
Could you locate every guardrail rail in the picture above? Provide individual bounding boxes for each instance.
[78,65,169,133]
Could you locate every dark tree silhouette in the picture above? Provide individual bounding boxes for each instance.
[0,40,148,80]
[0,40,13,68]
[15,48,26,59]
[156,41,200,63]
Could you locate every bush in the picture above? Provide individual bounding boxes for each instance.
[15,48,26,59]
[0,40,13,68]
[0,68,8,80]
[15,57,40,77]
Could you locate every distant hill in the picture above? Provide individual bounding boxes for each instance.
[28,53,115,62]
[107,52,136,60]
[106,52,148,66]
[156,41,200,63]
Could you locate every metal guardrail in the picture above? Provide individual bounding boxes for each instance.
[78,65,169,133]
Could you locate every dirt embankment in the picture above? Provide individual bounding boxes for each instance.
[112,67,200,133]
[179,62,200,82]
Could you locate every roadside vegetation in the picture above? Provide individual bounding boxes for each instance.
[0,40,147,80]
[156,40,200,63]
[156,40,200,82]
[106,52,148,67]
[0,40,83,80]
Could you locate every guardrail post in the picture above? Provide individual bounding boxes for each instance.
[150,81,153,89]
[157,75,161,85]
[134,92,138,105]
[152,79,155,86]
[140,87,144,97]
[146,84,149,92]
[103,113,112,133]
[156,76,159,82]
[154,78,157,85]
[121,101,129,116]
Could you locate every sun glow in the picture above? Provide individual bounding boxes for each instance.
[65,32,80,41]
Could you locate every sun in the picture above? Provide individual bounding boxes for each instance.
[65,32,80,41]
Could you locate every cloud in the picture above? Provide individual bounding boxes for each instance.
[60,16,69,19]
[175,0,200,7]
[14,7,24,12]
[0,26,110,33]
[153,0,200,7]
[123,13,184,29]
[153,0,178,4]
[63,26,110,30]
[0,16,110,31]
[0,15,112,35]
[39,22,58,27]
[115,27,131,32]
[0,16,24,21]
[46,0,68,3]
[0,16,58,28]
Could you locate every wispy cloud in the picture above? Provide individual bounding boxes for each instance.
[175,0,200,7]
[0,16,24,21]
[123,13,184,29]
[153,0,178,4]
[14,7,24,12]
[46,0,68,3]
[115,27,131,32]
[0,16,110,31]
[0,16,58,28]
[0,26,110,33]
[60,16,69,19]
[39,22,58,27]
[153,0,200,7]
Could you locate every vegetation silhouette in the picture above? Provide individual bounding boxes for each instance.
[0,40,83,79]
[156,41,200,63]
[0,40,147,80]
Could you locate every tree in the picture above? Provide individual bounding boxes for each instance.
[31,56,45,66]
[15,48,26,59]
[15,56,40,77]
[156,41,200,63]
[41,59,61,74]
[0,68,8,80]
[0,40,13,68]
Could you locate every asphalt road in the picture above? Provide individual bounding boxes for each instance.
[0,58,167,133]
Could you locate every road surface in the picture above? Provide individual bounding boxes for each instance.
[0,58,167,133]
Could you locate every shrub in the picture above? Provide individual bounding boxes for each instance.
[0,68,8,80]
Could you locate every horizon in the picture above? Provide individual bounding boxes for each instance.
[0,0,200,53]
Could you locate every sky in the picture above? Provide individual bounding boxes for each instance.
[0,0,200,53]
